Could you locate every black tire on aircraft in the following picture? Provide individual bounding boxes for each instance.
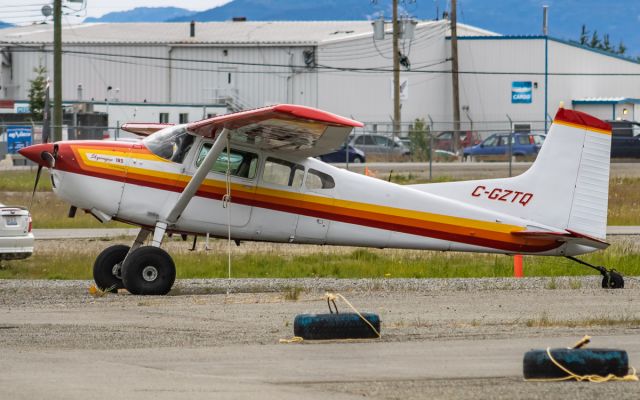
[92,244,130,292]
[293,313,381,340]
[523,348,629,380]
[602,270,624,289]
[122,246,176,295]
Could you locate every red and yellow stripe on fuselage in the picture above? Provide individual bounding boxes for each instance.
[58,141,561,253]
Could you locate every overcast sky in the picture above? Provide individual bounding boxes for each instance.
[0,1,231,25]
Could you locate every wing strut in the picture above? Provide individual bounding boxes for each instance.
[150,128,230,247]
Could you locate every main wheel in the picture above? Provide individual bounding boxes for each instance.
[93,244,130,292]
[122,246,176,295]
[352,156,364,163]
[602,270,624,289]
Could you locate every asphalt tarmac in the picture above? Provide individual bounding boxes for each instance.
[1,279,639,399]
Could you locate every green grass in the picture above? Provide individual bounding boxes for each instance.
[526,312,640,328]
[2,239,639,280]
[608,177,640,225]
[0,169,52,192]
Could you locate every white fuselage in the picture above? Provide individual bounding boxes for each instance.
[49,136,587,256]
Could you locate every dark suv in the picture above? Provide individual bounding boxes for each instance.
[607,120,640,158]
[463,132,545,161]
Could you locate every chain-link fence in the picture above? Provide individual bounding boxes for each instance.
[344,117,548,160]
[0,124,123,165]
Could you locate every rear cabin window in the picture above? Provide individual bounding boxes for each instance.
[196,143,258,179]
[262,157,304,188]
[306,169,335,190]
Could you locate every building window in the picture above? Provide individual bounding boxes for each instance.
[179,113,189,123]
[207,113,217,119]
[159,113,169,123]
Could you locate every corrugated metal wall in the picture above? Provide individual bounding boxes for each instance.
[8,44,318,109]
[169,45,317,107]
[6,29,640,129]
[317,21,449,125]
[455,37,640,132]
[12,45,168,103]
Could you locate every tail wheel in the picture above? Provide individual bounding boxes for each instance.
[122,246,176,295]
[93,244,129,292]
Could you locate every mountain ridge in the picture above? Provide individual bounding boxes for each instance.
[84,7,195,23]
[82,1,640,57]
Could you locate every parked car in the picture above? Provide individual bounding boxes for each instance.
[319,144,366,163]
[349,134,411,157]
[434,131,481,152]
[0,204,34,260]
[606,120,640,158]
[463,132,545,161]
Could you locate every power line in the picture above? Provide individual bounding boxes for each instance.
[5,42,640,76]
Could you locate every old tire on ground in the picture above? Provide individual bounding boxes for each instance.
[294,313,380,340]
[122,246,176,295]
[93,244,129,292]
[523,348,629,379]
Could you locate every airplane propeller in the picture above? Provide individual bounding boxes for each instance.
[28,149,55,210]
[28,80,53,210]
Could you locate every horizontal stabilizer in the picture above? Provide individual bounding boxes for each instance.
[511,229,609,250]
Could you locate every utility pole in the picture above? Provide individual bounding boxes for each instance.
[450,0,461,154]
[392,0,401,138]
[53,0,62,142]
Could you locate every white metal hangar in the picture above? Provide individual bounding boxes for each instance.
[0,20,638,132]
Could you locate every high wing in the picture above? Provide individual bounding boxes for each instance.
[121,123,175,137]
[186,104,363,158]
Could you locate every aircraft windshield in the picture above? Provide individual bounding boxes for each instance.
[143,125,194,163]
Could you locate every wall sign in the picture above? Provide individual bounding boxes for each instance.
[511,81,532,104]
[7,125,32,154]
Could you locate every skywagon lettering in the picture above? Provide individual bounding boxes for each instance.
[471,185,533,206]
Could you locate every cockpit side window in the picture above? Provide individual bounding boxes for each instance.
[143,126,194,163]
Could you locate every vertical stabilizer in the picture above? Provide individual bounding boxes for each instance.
[410,108,612,239]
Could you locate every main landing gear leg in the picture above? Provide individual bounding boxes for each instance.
[565,256,624,289]
[118,129,230,296]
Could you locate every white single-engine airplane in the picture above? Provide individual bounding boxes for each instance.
[20,104,622,295]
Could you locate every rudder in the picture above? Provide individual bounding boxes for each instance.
[410,108,612,239]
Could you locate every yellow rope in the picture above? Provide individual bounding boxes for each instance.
[279,336,304,344]
[222,131,232,296]
[525,347,639,383]
[325,292,381,338]
[280,292,380,343]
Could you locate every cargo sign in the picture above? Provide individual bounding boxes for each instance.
[511,81,532,104]
[7,125,32,154]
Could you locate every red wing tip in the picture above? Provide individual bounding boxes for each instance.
[274,104,364,127]
[554,108,611,132]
